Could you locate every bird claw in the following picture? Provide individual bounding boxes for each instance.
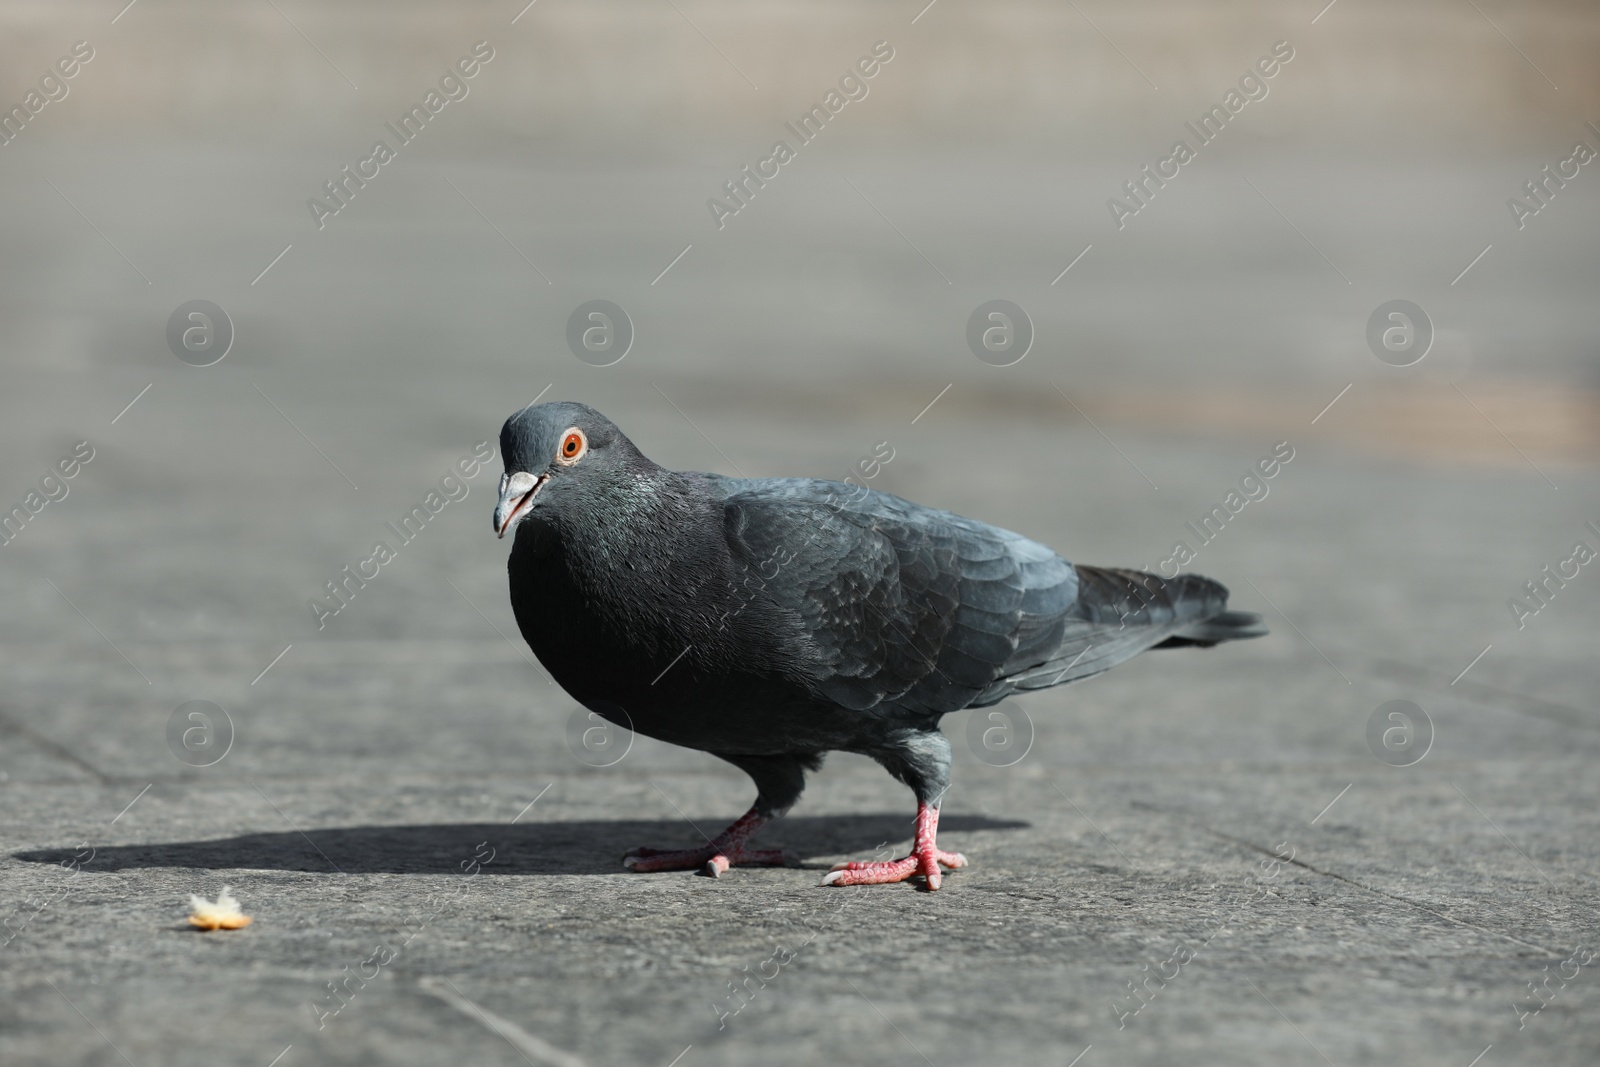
[820,803,967,890]
[819,850,966,890]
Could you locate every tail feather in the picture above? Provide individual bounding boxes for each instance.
[985,569,1266,701]
[1153,609,1268,648]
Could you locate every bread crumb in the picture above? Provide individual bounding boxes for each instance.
[188,886,252,930]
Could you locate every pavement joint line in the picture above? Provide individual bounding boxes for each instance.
[1243,977,1336,1066]
[1370,657,1597,732]
[0,710,114,783]
[421,976,591,1067]
[46,977,138,1067]
[844,977,938,1067]
[1133,800,1565,955]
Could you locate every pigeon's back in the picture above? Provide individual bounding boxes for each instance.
[708,476,1250,725]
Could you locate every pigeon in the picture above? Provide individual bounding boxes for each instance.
[494,401,1266,890]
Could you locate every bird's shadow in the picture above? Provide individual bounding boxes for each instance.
[13,814,1029,876]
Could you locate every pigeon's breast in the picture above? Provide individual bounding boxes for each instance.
[507,524,876,753]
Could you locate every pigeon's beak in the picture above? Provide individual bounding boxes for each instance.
[494,471,548,538]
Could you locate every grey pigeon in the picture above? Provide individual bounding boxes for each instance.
[494,401,1265,889]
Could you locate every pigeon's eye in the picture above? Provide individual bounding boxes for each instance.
[556,429,587,465]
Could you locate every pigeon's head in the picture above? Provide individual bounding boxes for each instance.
[493,401,646,538]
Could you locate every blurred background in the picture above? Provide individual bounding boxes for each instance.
[2,3,1599,1064]
[2,0,1596,685]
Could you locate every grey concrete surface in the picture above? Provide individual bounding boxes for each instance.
[2,399,1596,1067]
[3,2,1599,1066]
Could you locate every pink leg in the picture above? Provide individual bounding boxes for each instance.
[622,807,788,877]
[821,801,968,891]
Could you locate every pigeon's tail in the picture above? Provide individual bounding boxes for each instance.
[1152,609,1268,648]
[984,567,1268,702]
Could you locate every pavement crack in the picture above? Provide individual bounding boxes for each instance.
[1370,658,1598,733]
[0,709,114,784]
[1130,799,1566,956]
[418,976,590,1067]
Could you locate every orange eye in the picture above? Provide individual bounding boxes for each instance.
[557,430,585,464]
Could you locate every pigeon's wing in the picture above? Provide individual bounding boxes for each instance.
[718,478,1230,716]
[718,477,1060,714]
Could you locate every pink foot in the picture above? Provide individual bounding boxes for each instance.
[622,807,788,877]
[820,802,968,891]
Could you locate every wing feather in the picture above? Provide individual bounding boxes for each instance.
[716,477,1228,717]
